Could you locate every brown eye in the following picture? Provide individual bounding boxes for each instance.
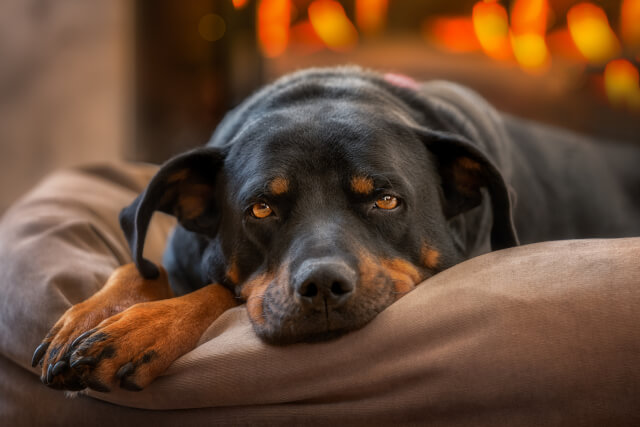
[251,202,273,218]
[375,195,399,210]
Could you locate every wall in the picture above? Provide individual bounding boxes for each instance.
[0,0,131,212]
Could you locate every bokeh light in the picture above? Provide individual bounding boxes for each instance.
[258,0,291,58]
[605,59,640,110]
[355,0,388,35]
[423,17,480,53]
[567,3,620,64]
[198,14,226,42]
[308,0,358,52]
[472,1,512,60]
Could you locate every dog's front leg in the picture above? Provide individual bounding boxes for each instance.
[32,263,236,391]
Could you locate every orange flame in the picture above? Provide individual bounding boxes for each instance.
[472,1,512,60]
[621,0,640,50]
[355,0,388,35]
[258,0,291,58]
[423,17,480,53]
[308,0,358,52]
[567,3,620,64]
[232,0,249,9]
[604,59,640,111]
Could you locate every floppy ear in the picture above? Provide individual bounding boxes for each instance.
[119,147,224,279]
[421,129,519,251]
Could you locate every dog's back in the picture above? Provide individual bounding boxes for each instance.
[503,115,640,243]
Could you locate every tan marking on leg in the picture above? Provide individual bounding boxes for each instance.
[421,243,440,270]
[351,176,374,195]
[74,283,237,390]
[269,177,289,195]
[37,263,175,388]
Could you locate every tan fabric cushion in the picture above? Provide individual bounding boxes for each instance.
[1,163,639,426]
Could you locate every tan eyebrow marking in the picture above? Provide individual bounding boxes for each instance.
[269,177,289,195]
[350,176,375,194]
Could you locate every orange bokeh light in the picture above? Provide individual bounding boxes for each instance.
[510,0,549,36]
[546,28,584,62]
[232,0,249,9]
[604,59,640,110]
[290,20,325,54]
[355,0,388,35]
[567,3,620,64]
[258,0,291,58]
[509,0,550,73]
[621,0,640,50]
[511,32,550,73]
[472,1,512,60]
[424,17,480,53]
[308,0,358,52]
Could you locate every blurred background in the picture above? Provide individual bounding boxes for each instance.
[1,0,639,212]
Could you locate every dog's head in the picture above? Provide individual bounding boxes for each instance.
[119,68,517,344]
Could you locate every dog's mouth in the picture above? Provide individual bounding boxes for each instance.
[240,251,427,345]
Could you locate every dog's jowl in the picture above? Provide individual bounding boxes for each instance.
[33,67,640,392]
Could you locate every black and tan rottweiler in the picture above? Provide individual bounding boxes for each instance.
[32,67,640,392]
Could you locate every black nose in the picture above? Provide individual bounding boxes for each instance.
[293,258,356,308]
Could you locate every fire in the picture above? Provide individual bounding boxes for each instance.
[424,17,480,53]
[308,0,358,52]
[604,59,640,111]
[567,3,620,64]
[257,0,291,58]
[355,0,388,35]
[621,0,640,50]
[472,1,512,60]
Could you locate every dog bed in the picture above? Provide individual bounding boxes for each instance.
[0,163,639,426]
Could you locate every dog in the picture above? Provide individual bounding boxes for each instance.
[32,67,640,392]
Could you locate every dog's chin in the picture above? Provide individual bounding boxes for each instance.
[257,327,353,346]
[252,310,378,346]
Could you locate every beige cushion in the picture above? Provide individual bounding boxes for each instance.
[1,163,639,426]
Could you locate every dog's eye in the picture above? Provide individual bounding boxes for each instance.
[375,195,399,210]
[251,202,273,218]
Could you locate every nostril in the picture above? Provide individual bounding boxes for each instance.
[300,282,318,298]
[331,281,351,296]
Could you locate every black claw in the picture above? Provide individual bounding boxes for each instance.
[116,362,135,379]
[51,360,68,376]
[46,364,54,384]
[70,329,96,349]
[70,356,97,369]
[31,342,50,367]
[120,377,143,392]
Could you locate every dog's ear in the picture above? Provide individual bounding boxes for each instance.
[119,148,224,279]
[420,129,519,251]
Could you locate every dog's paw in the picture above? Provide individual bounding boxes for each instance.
[32,299,119,391]
[65,300,190,392]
